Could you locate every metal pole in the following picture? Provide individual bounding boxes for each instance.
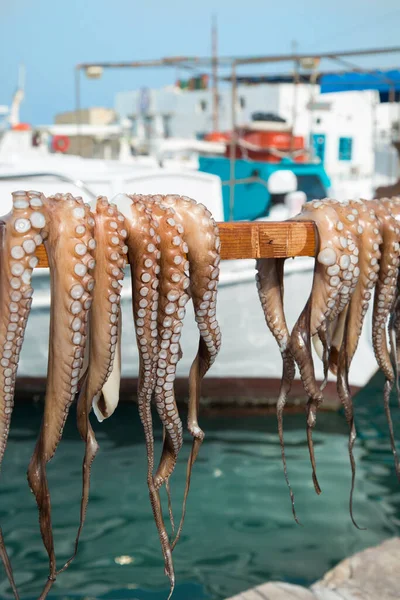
[397,96,400,178]
[372,95,377,190]
[290,41,299,156]
[389,85,395,179]
[75,67,82,157]
[212,15,219,132]
[308,70,318,161]
[229,61,237,221]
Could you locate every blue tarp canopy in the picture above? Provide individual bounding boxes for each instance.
[320,69,400,101]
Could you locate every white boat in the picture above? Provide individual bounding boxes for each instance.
[0,169,378,398]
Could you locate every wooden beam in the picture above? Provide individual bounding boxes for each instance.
[218,221,315,260]
[35,221,316,268]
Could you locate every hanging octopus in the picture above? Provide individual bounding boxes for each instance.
[255,257,297,519]
[329,200,381,527]
[0,190,48,599]
[257,200,360,513]
[0,190,222,599]
[26,193,96,599]
[256,196,400,529]
[160,195,221,552]
[97,193,222,594]
[59,196,128,575]
[7,189,400,600]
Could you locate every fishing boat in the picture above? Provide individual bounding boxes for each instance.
[199,113,331,221]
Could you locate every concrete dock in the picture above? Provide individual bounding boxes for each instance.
[225,537,400,599]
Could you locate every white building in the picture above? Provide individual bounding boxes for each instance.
[115,81,398,181]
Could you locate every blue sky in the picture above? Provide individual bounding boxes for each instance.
[1,0,400,124]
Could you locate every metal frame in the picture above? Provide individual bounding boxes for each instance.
[74,45,400,216]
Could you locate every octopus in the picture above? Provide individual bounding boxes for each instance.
[256,196,400,528]
[0,190,221,599]
[4,188,400,599]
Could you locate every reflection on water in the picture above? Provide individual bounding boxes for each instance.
[1,371,400,600]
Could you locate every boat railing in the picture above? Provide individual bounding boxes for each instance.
[0,172,97,201]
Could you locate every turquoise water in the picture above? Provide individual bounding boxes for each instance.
[1,372,400,600]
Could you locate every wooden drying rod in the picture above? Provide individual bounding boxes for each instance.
[35,221,317,267]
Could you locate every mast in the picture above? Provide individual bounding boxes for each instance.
[9,64,25,127]
[212,14,219,132]
[290,40,299,155]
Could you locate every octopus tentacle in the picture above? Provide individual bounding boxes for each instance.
[289,200,359,493]
[389,276,400,399]
[330,201,380,527]
[59,197,128,574]
[26,194,95,598]
[255,257,299,522]
[0,190,47,597]
[161,195,222,548]
[369,199,400,479]
[142,197,187,491]
[382,198,400,399]
[312,322,332,389]
[318,201,370,518]
[342,204,379,509]
[290,295,322,493]
[115,193,175,593]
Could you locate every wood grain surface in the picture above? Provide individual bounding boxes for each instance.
[36,221,316,267]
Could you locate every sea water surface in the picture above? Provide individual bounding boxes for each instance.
[0,372,400,600]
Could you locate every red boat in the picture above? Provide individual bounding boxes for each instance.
[204,113,308,163]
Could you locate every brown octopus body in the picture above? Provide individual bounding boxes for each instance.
[59,197,128,574]
[328,198,400,487]
[288,199,360,495]
[368,199,400,478]
[110,193,190,594]
[255,257,297,520]
[384,197,400,392]
[0,190,48,597]
[123,194,178,591]
[0,190,222,598]
[326,200,381,526]
[257,197,400,526]
[158,194,221,548]
[26,194,95,599]
[141,196,187,492]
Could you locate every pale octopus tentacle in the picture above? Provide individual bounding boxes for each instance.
[123,194,178,592]
[255,258,299,522]
[382,197,400,396]
[139,196,187,490]
[59,197,128,574]
[0,190,48,597]
[314,200,362,374]
[328,200,381,527]
[368,198,400,479]
[26,194,95,599]
[160,194,222,549]
[289,199,359,494]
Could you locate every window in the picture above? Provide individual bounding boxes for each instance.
[338,136,353,161]
[311,133,326,163]
[199,100,207,112]
[240,96,246,109]
[296,175,328,202]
